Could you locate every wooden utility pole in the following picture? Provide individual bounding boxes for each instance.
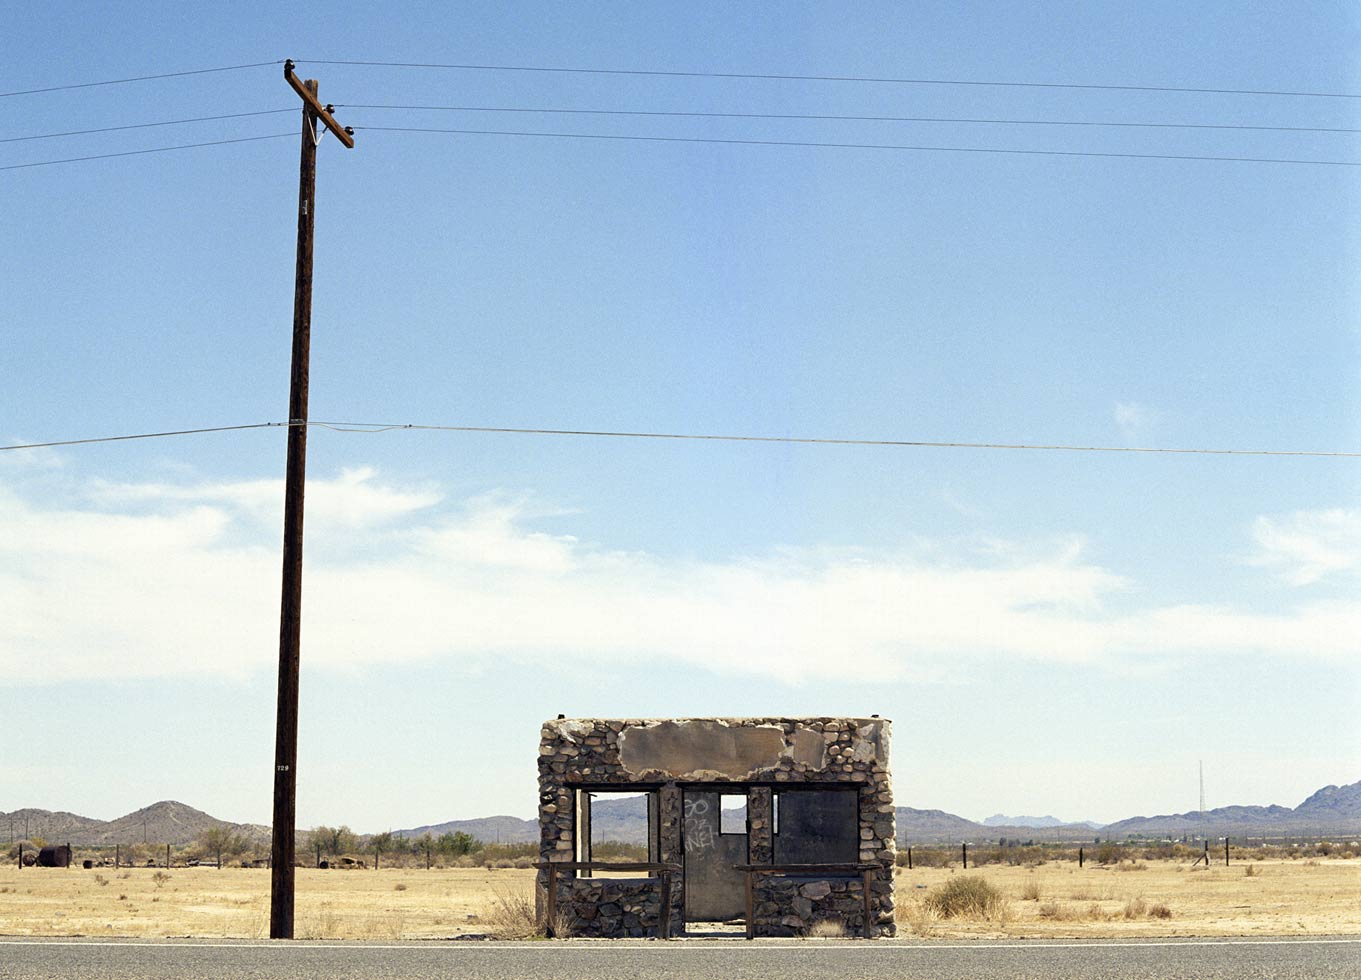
[270,59,354,941]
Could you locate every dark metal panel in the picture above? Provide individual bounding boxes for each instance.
[773,788,858,865]
[682,789,748,921]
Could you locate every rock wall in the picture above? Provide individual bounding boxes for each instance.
[550,876,681,938]
[537,717,894,938]
[752,873,892,937]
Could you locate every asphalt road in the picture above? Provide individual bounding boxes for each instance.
[2,937,1359,980]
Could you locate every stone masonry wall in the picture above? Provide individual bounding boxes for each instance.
[753,874,875,937]
[537,717,894,938]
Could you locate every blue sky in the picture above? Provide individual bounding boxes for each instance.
[4,3,1360,833]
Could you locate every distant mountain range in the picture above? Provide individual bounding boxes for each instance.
[7,781,1358,848]
[0,801,268,848]
[984,814,1100,829]
[392,780,1361,845]
[1100,782,1361,838]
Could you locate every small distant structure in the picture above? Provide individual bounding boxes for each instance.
[36,844,72,868]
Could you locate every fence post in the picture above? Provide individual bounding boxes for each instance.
[1079,846,1084,868]
[115,844,119,869]
[545,865,558,938]
[744,870,754,940]
[165,844,171,869]
[17,843,21,869]
[862,869,874,939]
[907,846,912,870]
[962,842,967,869]
[659,869,673,941]
[1225,838,1230,866]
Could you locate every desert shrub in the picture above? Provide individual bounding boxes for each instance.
[588,840,647,861]
[897,900,938,938]
[393,883,407,891]
[479,890,541,939]
[906,848,954,869]
[1123,897,1147,919]
[479,888,573,939]
[807,919,848,938]
[1116,861,1147,872]
[1149,903,1172,919]
[1096,842,1122,865]
[980,844,1048,867]
[1244,864,1258,877]
[482,842,538,861]
[1020,880,1042,901]
[923,876,1008,920]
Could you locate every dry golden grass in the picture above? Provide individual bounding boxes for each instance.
[0,866,534,939]
[1,858,1358,940]
[893,858,1361,939]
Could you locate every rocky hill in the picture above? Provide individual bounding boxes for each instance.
[396,814,538,845]
[0,801,267,847]
[1100,781,1361,839]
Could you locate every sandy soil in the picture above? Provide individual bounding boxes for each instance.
[0,866,533,940]
[894,858,1361,939]
[0,859,1357,939]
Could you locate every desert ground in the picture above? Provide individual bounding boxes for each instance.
[894,858,1361,939]
[0,859,1357,940]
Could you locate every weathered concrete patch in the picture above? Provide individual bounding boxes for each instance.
[788,728,827,768]
[617,720,785,778]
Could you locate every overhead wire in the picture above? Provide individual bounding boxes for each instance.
[354,125,1361,167]
[5,421,1359,459]
[296,59,1361,100]
[1,109,297,144]
[1,423,288,450]
[1,133,297,171]
[0,60,284,99]
[342,103,1361,135]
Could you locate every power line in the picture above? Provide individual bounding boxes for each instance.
[1,109,296,144]
[342,103,1361,136]
[5,420,1359,459]
[2,423,287,450]
[1,133,296,172]
[354,125,1361,168]
[297,59,1361,100]
[0,60,284,99]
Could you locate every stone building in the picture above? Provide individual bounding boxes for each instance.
[537,716,894,938]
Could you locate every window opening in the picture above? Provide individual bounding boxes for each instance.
[719,793,747,835]
[575,790,657,873]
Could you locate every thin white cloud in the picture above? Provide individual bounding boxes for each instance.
[1249,508,1361,586]
[87,466,441,530]
[1,469,1357,687]
[1114,401,1155,443]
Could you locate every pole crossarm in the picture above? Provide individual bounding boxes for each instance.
[284,59,355,147]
